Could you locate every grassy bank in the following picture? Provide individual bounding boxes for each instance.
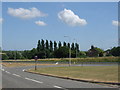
[28,66,118,83]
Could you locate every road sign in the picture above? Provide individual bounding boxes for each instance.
[34,56,38,70]
[35,56,38,61]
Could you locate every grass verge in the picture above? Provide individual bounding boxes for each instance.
[1,62,57,67]
[27,66,118,83]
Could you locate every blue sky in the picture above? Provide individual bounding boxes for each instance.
[2,2,118,51]
[0,2,2,48]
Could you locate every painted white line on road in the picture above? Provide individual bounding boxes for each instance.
[1,69,4,71]
[13,74,21,77]
[0,65,2,69]
[25,77,43,84]
[22,69,25,72]
[5,71,11,74]
[53,85,62,88]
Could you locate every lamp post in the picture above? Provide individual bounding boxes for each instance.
[64,36,71,67]
[74,38,77,58]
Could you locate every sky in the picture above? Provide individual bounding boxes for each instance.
[0,2,2,49]
[1,2,119,51]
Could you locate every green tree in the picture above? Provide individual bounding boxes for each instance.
[54,46,69,58]
[30,48,37,59]
[7,51,14,59]
[71,43,75,50]
[50,40,53,52]
[63,42,67,47]
[15,51,22,59]
[54,41,57,51]
[58,41,62,48]
[45,49,50,58]
[110,47,120,56]
[18,51,25,59]
[95,47,104,57]
[2,53,9,60]
[75,43,79,52]
[22,50,32,59]
[45,40,49,50]
[71,50,76,58]
[37,40,41,52]
[49,40,53,57]
[37,51,45,59]
[67,43,70,49]
[78,51,87,58]
[37,39,46,58]
[41,39,45,50]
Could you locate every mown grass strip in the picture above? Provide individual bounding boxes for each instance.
[28,66,118,83]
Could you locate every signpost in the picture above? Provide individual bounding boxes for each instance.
[34,56,38,70]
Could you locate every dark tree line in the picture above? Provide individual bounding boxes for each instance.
[1,41,120,60]
[36,39,79,58]
[2,39,80,60]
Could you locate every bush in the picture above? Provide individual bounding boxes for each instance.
[2,54,9,60]
[110,47,120,56]
[54,46,69,58]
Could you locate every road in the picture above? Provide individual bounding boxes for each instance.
[1,64,119,90]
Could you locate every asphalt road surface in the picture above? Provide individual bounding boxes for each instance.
[1,64,119,90]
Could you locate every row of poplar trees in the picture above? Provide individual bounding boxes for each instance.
[2,39,80,60]
[36,39,79,58]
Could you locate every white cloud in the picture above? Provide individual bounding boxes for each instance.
[58,8,87,27]
[35,20,47,26]
[0,18,3,24]
[112,20,120,26]
[8,7,47,19]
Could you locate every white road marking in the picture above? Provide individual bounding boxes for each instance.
[25,77,43,84]
[22,69,25,72]
[5,71,11,74]
[53,85,62,88]
[12,74,21,77]
[1,69,4,71]
[0,65,2,69]
[55,62,58,65]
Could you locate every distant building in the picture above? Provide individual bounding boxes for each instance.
[87,45,99,57]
